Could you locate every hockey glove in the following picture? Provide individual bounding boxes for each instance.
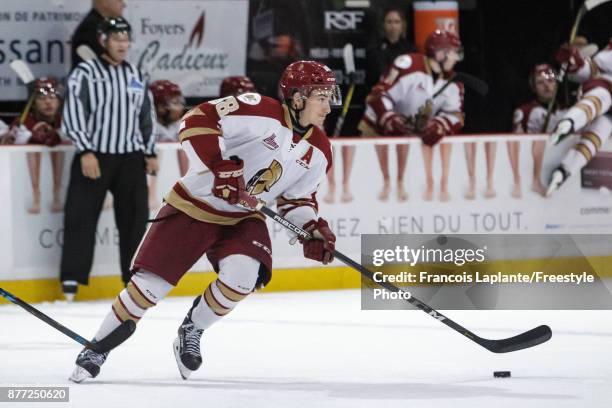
[421,118,447,146]
[556,44,584,74]
[301,218,336,265]
[381,113,410,136]
[211,156,245,205]
[31,123,61,147]
[550,118,574,145]
[12,125,31,145]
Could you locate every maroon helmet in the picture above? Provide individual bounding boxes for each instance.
[278,60,341,106]
[219,76,256,97]
[425,30,463,60]
[149,80,183,107]
[529,63,557,90]
[33,77,62,98]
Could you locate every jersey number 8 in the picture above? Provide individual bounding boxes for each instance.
[209,96,239,117]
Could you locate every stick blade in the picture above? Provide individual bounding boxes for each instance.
[342,43,355,75]
[9,59,35,84]
[455,72,489,96]
[88,320,136,353]
[480,325,552,353]
[76,45,97,62]
[584,0,610,11]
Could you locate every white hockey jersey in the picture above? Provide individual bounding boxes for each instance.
[154,120,180,142]
[165,93,332,228]
[359,53,464,136]
[513,100,567,133]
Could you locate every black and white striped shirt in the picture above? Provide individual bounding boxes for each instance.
[62,58,156,155]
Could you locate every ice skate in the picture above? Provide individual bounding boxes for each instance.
[62,280,77,302]
[545,167,569,197]
[173,297,204,380]
[69,347,109,383]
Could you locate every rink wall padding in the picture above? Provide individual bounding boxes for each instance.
[2,256,612,304]
[0,266,361,304]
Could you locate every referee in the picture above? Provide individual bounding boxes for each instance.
[60,17,158,300]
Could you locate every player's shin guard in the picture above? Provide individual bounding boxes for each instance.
[560,115,611,174]
[70,271,173,382]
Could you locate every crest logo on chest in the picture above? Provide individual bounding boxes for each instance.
[246,159,283,195]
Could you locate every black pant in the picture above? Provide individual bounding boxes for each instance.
[60,152,148,285]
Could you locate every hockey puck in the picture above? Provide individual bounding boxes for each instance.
[493,371,511,378]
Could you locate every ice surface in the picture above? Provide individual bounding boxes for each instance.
[1,289,610,408]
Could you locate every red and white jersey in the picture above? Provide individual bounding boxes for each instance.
[165,92,332,228]
[10,112,62,145]
[570,40,612,83]
[512,100,567,133]
[563,41,612,131]
[360,53,464,135]
[154,120,180,142]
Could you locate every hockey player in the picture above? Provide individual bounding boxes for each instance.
[359,30,464,202]
[508,64,566,197]
[219,75,256,97]
[68,60,340,382]
[546,40,612,196]
[3,78,64,213]
[148,80,188,208]
[0,119,8,140]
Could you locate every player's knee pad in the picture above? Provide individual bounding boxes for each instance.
[113,270,173,323]
[218,254,261,294]
[198,255,262,318]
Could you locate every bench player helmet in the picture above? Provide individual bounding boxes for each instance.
[149,80,183,108]
[529,63,557,91]
[425,30,463,61]
[32,77,63,99]
[219,76,256,97]
[98,17,132,41]
[278,61,342,106]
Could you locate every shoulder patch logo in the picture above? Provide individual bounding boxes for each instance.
[262,133,279,150]
[394,54,412,70]
[247,159,283,195]
[128,75,144,91]
[238,92,261,105]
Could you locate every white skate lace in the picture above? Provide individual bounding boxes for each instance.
[82,349,108,366]
[183,323,203,355]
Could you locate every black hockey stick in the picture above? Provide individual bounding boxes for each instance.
[237,193,551,353]
[0,287,135,353]
[332,43,356,137]
[455,71,489,96]
[434,71,488,99]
